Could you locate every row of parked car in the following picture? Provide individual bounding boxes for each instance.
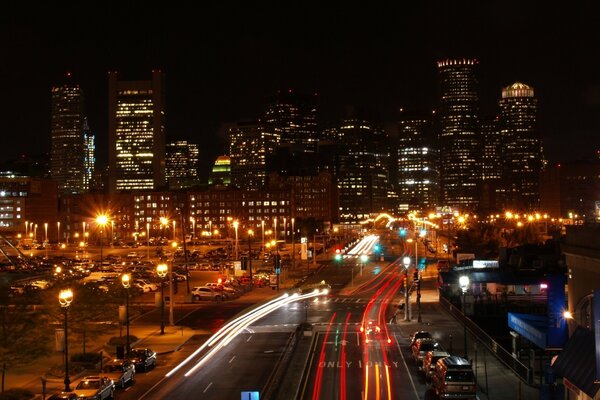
[48,347,157,399]
[409,330,477,399]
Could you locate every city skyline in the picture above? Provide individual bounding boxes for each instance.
[1,2,599,179]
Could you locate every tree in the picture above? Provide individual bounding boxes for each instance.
[0,285,52,392]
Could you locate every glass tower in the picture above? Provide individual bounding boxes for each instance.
[108,71,166,193]
[437,59,481,210]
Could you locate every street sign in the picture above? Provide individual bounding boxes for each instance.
[240,391,260,400]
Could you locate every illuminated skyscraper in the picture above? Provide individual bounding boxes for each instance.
[229,120,279,190]
[333,118,390,224]
[397,114,439,211]
[498,82,542,210]
[108,71,166,193]
[166,140,199,189]
[50,76,85,194]
[82,118,95,192]
[437,59,481,210]
[264,91,318,151]
[208,156,231,186]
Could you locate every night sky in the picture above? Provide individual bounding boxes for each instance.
[1,1,599,178]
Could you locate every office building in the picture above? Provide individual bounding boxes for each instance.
[264,91,318,151]
[229,120,278,190]
[437,59,481,210]
[166,140,199,189]
[208,156,231,186]
[82,118,95,192]
[498,82,542,210]
[50,77,85,194]
[332,118,390,224]
[397,114,439,211]
[108,71,166,193]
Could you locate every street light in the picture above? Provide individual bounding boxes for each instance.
[157,264,168,335]
[233,220,239,260]
[169,242,177,326]
[58,289,74,392]
[44,222,48,243]
[261,220,265,255]
[459,275,470,359]
[291,218,295,270]
[146,222,150,259]
[57,221,61,244]
[121,273,131,357]
[247,229,254,283]
[403,256,411,321]
[96,214,109,266]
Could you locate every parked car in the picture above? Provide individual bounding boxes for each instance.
[409,330,432,347]
[431,356,476,399]
[422,350,451,382]
[412,338,442,369]
[129,348,157,372]
[191,286,223,301]
[47,392,78,400]
[101,358,135,388]
[73,376,115,400]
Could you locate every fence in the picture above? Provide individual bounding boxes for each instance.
[439,295,532,384]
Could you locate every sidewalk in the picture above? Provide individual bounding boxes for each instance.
[393,271,539,400]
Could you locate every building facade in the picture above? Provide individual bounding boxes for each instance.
[264,91,318,151]
[437,59,481,210]
[208,156,231,187]
[50,78,85,194]
[498,82,542,211]
[229,120,278,190]
[397,115,439,211]
[166,140,199,189]
[82,118,95,192]
[108,71,166,193]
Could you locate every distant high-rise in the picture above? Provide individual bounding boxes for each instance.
[166,140,199,189]
[50,76,85,194]
[229,120,278,190]
[480,116,502,181]
[208,156,231,186]
[437,59,481,210]
[264,91,318,151]
[82,118,95,192]
[397,114,439,211]
[108,71,166,193]
[498,82,541,210]
[333,118,390,224]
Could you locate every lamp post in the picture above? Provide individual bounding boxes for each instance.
[291,218,295,270]
[57,221,61,244]
[274,217,277,249]
[44,222,48,243]
[233,220,239,260]
[146,222,150,259]
[283,217,287,243]
[172,220,176,241]
[169,242,176,326]
[157,264,168,335]
[121,273,131,357]
[459,275,470,359]
[247,229,254,283]
[58,289,74,392]
[403,256,411,321]
[96,215,108,266]
[261,220,265,255]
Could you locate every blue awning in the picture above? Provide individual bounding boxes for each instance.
[553,326,600,398]
[508,312,547,349]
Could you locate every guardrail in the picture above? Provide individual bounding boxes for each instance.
[439,295,532,384]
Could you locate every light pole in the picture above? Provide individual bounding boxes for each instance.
[169,242,176,326]
[233,220,239,260]
[172,220,176,241]
[44,222,48,243]
[459,275,470,359]
[191,217,196,242]
[291,218,295,270]
[96,215,108,266]
[121,273,131,357]
[247,229,254,282]
[146,222,150,259]
[57,221,60,244]
[261,220,265,255]
[273,217,277,248]
[58,289,74,392]
[157,264,168,335]
[403,256,411,321]
[283,217,287,243]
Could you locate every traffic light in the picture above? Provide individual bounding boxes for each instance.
[419,229,427,237]
[334,253,342,261]
[374,244,380,252]
[399,228,406,237]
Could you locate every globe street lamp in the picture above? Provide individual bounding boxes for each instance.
[156,264,168,335]
[58,289,74,392]
[403,256,411,321]
[459,275,470,359]
[121,273,131,357]
[96,214,109,266]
